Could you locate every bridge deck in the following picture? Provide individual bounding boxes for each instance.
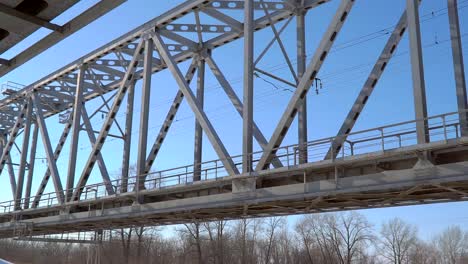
[0,112,468,238]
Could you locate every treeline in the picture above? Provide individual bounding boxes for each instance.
[0,212,467,264]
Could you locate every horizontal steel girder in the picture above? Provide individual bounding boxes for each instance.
[0,140,467,238]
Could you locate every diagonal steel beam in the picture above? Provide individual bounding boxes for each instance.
[0,0,127,77]
[256,0,355,171]
[0,100,29,190]
[254,16,293,66]
[32,94,65,204]
[204,54,284,168]
[152,32,239,176]
[144,60,198,174]
[81,107,115,196]
[260,0,297,82]
[202,9,243,32]
[0,137,14,199]
[72,39,145,201]
[0,3,63,32]
[325,4,420,160]
[32,119,73,208]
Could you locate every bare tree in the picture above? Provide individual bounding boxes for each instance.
[260,217,286,264]
[408,239,438,264]
[305,214,338,263]
[233,218,263,264]
[434,225,468,264]
[178,221,205,264]
[321,212,374,264]
[379,218,417,264]
[294,212,373,264]
[115,228,133,263]
[295,217,316,264]
[204,220,229,264]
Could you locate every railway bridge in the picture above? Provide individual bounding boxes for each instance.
[0,0,467,238]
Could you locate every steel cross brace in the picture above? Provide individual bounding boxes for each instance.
[256,0,355,171]
[144,60,198,175]
[0,100,29,197]
[81,107,115,196]
[203,54,284,168]
[32,119,73,208]
[71,39,146,201]
[0,0,333,134]
[325,1,422,160]
[32,94,65,204]
[152,32,239,176]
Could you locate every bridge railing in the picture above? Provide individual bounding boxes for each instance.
[0,111,464,214]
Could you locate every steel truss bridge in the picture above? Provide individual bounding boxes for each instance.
[0,0,467,238]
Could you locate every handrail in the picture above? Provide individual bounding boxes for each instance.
[0,111,464,214]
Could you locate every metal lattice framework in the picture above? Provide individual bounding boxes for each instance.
[0,0,467,238]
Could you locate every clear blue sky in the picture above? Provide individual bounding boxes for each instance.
[0,0,467,239]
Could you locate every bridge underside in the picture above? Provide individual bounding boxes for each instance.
[1,138,468,238]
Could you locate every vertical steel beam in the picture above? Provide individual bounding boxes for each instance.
[121,81,136,193]
[407,0,429,143]
[136,38,154,192]
[66,65,86,202]
[152,33,239,176]
[194,58,205,182]
[243,0,254,174]
[297,9,308,164]
[32,94,65,204]
[15,98,33,210]
[448,0,468,136]
[24,124,38,209]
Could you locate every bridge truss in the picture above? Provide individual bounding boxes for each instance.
[0,0,467,238]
